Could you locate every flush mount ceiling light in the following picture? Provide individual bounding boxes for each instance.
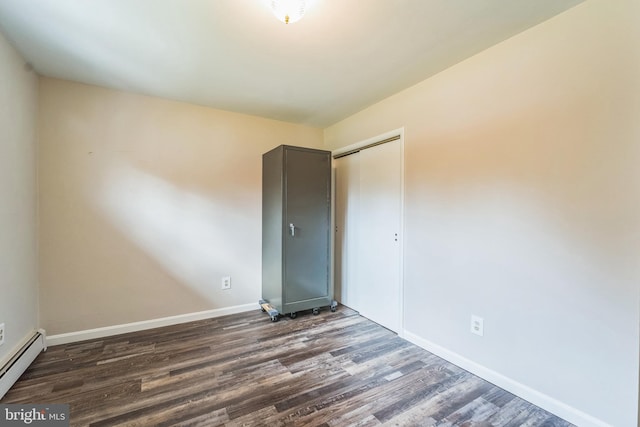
[271,0,306,24]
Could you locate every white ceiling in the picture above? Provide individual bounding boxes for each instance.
[0,0,582,127]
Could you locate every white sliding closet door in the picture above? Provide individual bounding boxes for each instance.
[334,153,362,311]
[334,138,402,333]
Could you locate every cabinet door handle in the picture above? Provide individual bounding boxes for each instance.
[289,223,296,237]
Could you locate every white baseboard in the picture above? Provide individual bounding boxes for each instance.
[403,330,611,427]
[47,303,257,346]
[0,330,46,399]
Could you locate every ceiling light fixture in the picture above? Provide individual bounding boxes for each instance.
[271,0,306,24]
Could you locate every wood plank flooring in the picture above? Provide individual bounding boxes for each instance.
[1,305,574,427]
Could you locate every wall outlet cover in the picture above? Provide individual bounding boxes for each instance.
[471,315,484,337]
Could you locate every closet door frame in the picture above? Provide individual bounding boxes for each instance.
[332,128,405,336]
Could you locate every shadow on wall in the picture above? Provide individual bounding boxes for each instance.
[97,161,256,304]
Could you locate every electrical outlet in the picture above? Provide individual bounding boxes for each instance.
[221,276,231,290]
[470,315,484,337]
[0,323,5,346]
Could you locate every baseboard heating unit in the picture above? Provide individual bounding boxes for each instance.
[0,330,47,399]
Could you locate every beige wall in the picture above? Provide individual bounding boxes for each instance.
[325,1,639,426]
[38,78,323,335]
[0,32,38,364]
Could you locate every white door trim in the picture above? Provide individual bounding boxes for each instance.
[332,128,404,158]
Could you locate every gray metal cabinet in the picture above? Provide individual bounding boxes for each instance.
[260,145,336,321]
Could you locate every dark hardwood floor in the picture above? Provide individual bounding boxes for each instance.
[2,305,574,427]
